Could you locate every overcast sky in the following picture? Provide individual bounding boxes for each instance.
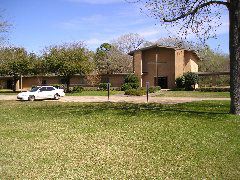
[2,0,229,54]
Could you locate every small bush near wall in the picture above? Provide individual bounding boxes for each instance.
[184,72,199,91]
[83,87,98,91]
[72,86,84,93]
[198,76,230,87]
[124,74,139,84]
[175,72,199,91]
[124,88,146,96]
[170,87,185,91]
[121,83,132,91]
[121,83,139,91]
[99,83,111,91]
[197,87,230,92]
[121,74,140,91]
[149,86,161,93]
[175,76,185,88]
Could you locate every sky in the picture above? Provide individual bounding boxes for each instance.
[1,0,230,54]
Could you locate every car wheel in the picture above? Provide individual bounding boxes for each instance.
[28,95,35,101]
[54,94,60,100]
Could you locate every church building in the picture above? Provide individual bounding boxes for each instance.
[129,44,200,89]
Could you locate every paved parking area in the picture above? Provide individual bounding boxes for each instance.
[0,95,230,104]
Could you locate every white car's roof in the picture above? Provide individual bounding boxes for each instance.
[36,86,55,87]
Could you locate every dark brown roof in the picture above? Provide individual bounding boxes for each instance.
[128,44,199,58]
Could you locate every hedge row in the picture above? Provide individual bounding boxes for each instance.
[197,87,230,92]
[124,89,146,96]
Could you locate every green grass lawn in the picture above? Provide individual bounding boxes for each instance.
[66,90,124,96]
[0,100,239,179]
[156,91,230,98]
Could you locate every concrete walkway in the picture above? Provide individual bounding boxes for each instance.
[0,95,230,104]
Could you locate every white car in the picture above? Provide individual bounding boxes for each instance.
[17,86,65,101]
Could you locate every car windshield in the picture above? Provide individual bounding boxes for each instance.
[30,87,40,92]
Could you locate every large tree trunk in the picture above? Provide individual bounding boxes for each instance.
[229,0,240,114]
[65,76,71,93]
[12,76,19,92]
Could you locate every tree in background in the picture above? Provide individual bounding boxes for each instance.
[95,43,132,75]
[0,47,34,91]
[85,74,101,87]
[199,47,229,73]
[29,54,49,86]
[155,37,197,50]
[94,43,112,75]
[198,47,230,87]
[134,0,239,115]
[43,42,93,92]
[0,11,10,46]
[111,33,145,53]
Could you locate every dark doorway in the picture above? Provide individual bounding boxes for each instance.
[155,77,168,89]
[6,79,13,89]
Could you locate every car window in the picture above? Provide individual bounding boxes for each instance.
[30,87,40,92]
[47,87,55,91]
[40,87,48,92]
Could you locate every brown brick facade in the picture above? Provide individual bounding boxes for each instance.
[129,45,200,89]
[0,74,126,91]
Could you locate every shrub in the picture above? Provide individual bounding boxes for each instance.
[170,87,185,91]
[122,74,140,91]
[175,76,185,88]
[175,72,198,91]
[124,74,139,84]
[83,87,98,91]
[197,87,230,92]
[72,86,84,93]
[121,82,139,91]
[124,88,146,96]
[99,83,111,91]
[184,72,199,91]
[111,87,121,91]
[148,86,161,93]
[121,83,132,91]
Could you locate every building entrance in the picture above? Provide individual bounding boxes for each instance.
[155,77,168,89]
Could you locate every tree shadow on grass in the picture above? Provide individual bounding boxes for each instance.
[114,102,230,119]
[28,101,231,119]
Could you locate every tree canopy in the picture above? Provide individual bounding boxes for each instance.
[0,11,11,46]
[95,43,132,75]
[43,42,93,92]
[0,47,34,91]
[111,33,145,53]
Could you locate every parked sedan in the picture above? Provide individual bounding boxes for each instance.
[17,86,65,101]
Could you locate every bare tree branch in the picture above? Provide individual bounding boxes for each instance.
[163,1,229,22]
